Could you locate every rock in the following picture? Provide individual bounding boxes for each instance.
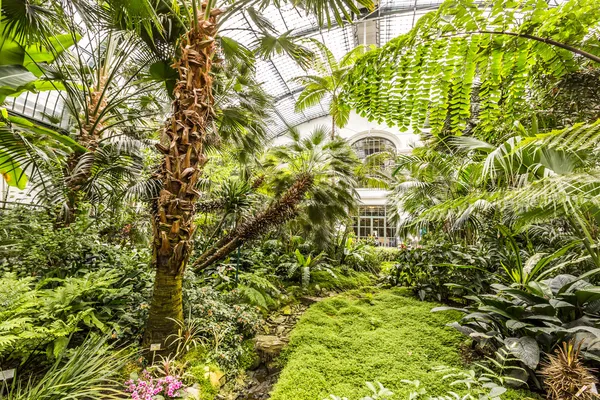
[203,365,225,388]
[183,386,201,399]
[299,296,322,305]
[251,365,270,383]
[272,315,286,324]
[254,335,286,359]
[276,325,286,336]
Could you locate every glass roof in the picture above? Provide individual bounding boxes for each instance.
[5,0,570,135]
[219,2,445,137]
[223,0,569,137]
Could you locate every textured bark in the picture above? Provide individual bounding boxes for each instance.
[143,10,218,347]
[197,198,227,213]
[62,75,108,223]
[143,264,184,347]
[192,173,313,270]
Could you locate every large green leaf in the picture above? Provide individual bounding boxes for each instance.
[7,115,86,152]
[149,60,178,97]
[0,65,37,89]
[0,65,38,103]
[574,287,600,305]
[0,150,27,189]
[0,22,80,75]
[505,336,540,370]
[23,33,81,76]
[0,26,25,65]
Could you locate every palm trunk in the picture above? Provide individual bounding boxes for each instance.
[332,116,336,140]
[192,173,313,270]
[143,262,184,346]
[143,10,218,348]
[62,76,108,224]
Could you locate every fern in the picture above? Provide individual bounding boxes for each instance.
[237,272,280,310]
[343,0,600,138]
[238,285,268,310]
[0,270,129,362]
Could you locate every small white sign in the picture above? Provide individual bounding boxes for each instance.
[150,343,161,351]
[0,369,15,381]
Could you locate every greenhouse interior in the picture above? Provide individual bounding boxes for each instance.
[1,0,600,399]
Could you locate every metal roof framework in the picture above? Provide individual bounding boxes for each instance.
[5,0,570,135]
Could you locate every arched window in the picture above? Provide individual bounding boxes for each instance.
[351,137,397,161]
[351,136,397,188]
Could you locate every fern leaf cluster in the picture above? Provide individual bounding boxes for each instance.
[0,270,128,362]
[343,0,600,138]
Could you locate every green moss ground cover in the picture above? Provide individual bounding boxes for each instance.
[270,288,531,400]
[309,269,374,292]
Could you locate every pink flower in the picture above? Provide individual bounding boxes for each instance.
[124,371,184,399]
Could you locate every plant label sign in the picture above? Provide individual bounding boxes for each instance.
[0,369,15,381]
[150,343,161,351]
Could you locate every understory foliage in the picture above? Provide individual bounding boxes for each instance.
[1,270,128,363]
[386,236,493,302]
[2,337,130,400]
[0,208,153,366]
[182,276,262,372]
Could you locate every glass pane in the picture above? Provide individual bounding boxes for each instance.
[359,218,371,238]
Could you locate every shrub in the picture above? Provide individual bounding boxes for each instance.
[0,207,147,278]
[386,240,492,302]
[0,207,153,347]
[281,249,335,288]
[0,269,142,364]
[204,264,281,311]
[340,239,382,273]
[372,247,401,263]
[183,279,262,372]
[434,273,600,380]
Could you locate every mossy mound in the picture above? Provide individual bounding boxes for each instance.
[270,288,534,400]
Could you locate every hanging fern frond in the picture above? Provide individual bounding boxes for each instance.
[343,0,600,139]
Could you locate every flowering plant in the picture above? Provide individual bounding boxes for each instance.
[125,370,184,400]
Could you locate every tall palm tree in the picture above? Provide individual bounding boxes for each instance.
[127,0,373,346]
[2,0,373,347]
[294,42,371,138]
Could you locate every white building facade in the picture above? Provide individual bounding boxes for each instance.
[279,112,419,247]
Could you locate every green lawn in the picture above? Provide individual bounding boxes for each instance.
[270,288,532,400]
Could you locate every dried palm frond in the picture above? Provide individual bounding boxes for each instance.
[540,341,599,400]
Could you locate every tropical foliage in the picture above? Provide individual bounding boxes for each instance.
[2,0,600,399]
[343,0,600,139]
